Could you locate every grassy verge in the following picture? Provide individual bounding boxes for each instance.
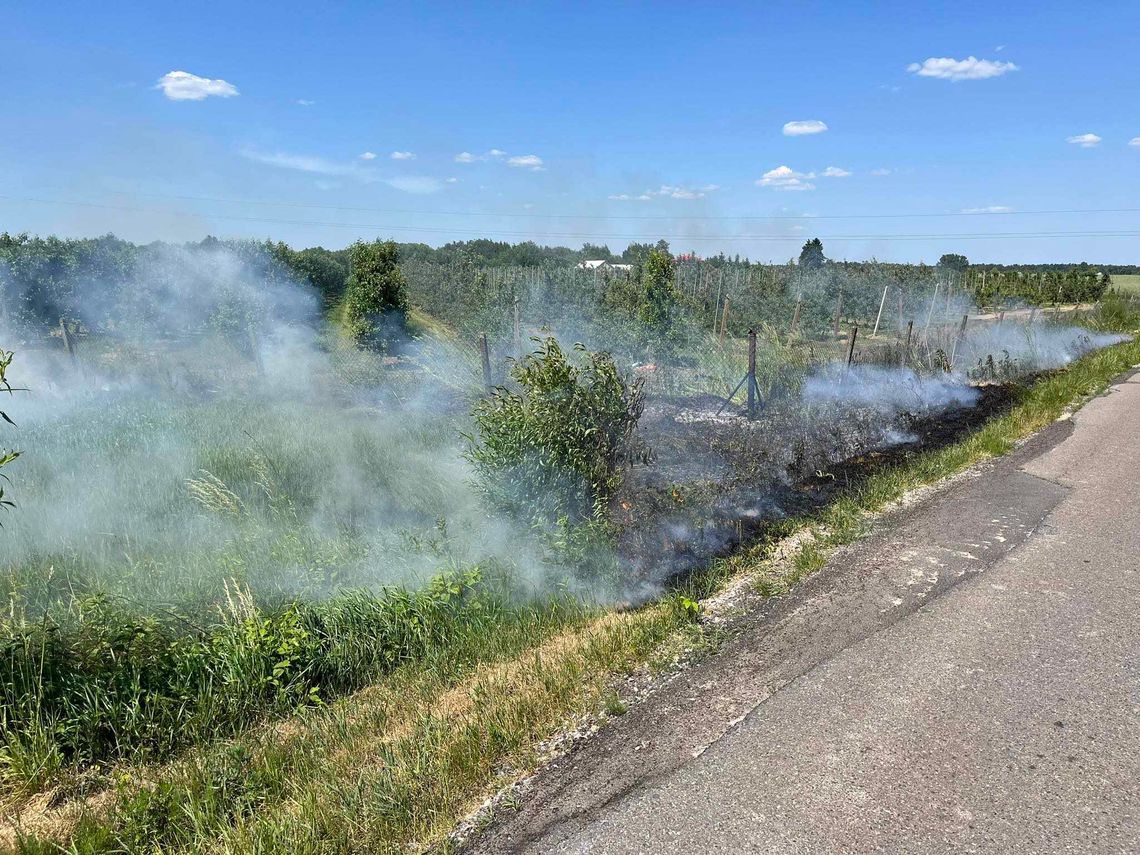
[8,307,1139,854]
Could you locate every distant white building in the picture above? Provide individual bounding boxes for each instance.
[576,259,634,273]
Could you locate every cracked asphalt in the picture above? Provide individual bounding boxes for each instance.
[469,369,1140,854]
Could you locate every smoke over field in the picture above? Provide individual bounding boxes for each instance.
[0,241,1128,615]
[0,233,1135,845]
[1,242,562,621]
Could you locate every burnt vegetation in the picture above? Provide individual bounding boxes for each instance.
[0,230,1136,851]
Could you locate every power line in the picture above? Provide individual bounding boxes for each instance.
[4,194,1140,242]
[12,188,1140,222]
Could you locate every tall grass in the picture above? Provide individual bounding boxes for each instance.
[0,569,551,791]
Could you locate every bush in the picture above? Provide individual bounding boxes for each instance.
[343,240,409,349]
[467,338,648,541]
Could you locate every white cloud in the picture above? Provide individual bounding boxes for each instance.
[456,148,510,163]
[359,151,377,160]
[507,154,545,170]
[241,148,357,175]
[611,183,718,201]
[821,166,851,177]
[390,150,416,160]
[1130,137,1140,147]
[783,120,828,136]
[906,56,1018,81]
[156,70,239,101]
[870,168,892,176]
[1067,133,1102,148]
[384,176,443,194]
[445,177,459,183]
[756,165,815,191]
[296,99,315,107]
[961,205,1013,214]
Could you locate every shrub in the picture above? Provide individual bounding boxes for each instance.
[467,338,648,542]
[343,240,409,349]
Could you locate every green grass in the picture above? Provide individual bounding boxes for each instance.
[1110,274,1140,295]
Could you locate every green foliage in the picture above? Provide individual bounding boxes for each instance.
[343,240,409,348]
[972,265,1108,307]
[639,248,678,338]
[798,238,826,270]
[467,338,648,534]
[938,253,969,273]
[275,244,349,308]
[0,572,487,780]
[579,242,614,260]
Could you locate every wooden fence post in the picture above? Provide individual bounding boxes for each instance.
[58,318,75,359]
[845,325,858,371]
[788,296,802,342]
[58,317,81,367]
[924,283,940,333]
[872,284,888,337]
[718,296,731,348]
[512,297,521,356]
[747,329,758,416]
[901,321,913,368]
[950,314,968,368]
[479,333,492,392]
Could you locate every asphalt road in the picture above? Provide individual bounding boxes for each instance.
[470,369,1140,854]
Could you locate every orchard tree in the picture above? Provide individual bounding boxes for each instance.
[938,253,969,273]
[798,238,826,270]
[343,240,409,349]
[580,242,613,260]
[639,247,677,336]
[622,242,655,264]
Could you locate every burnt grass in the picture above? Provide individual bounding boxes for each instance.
[613,378,1032,594]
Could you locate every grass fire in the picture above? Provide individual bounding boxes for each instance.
[0,233,1136,852]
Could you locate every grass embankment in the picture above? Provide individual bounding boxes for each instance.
[8,301,1140,854]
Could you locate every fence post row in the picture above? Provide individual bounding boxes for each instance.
[901,320,914,368]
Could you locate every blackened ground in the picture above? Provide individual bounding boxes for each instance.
[614,379,1028,592]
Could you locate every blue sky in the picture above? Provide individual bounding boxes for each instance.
[3,0,1139,263]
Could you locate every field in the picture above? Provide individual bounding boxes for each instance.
[1,236,1137,853]
[1111,273,1140,294]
